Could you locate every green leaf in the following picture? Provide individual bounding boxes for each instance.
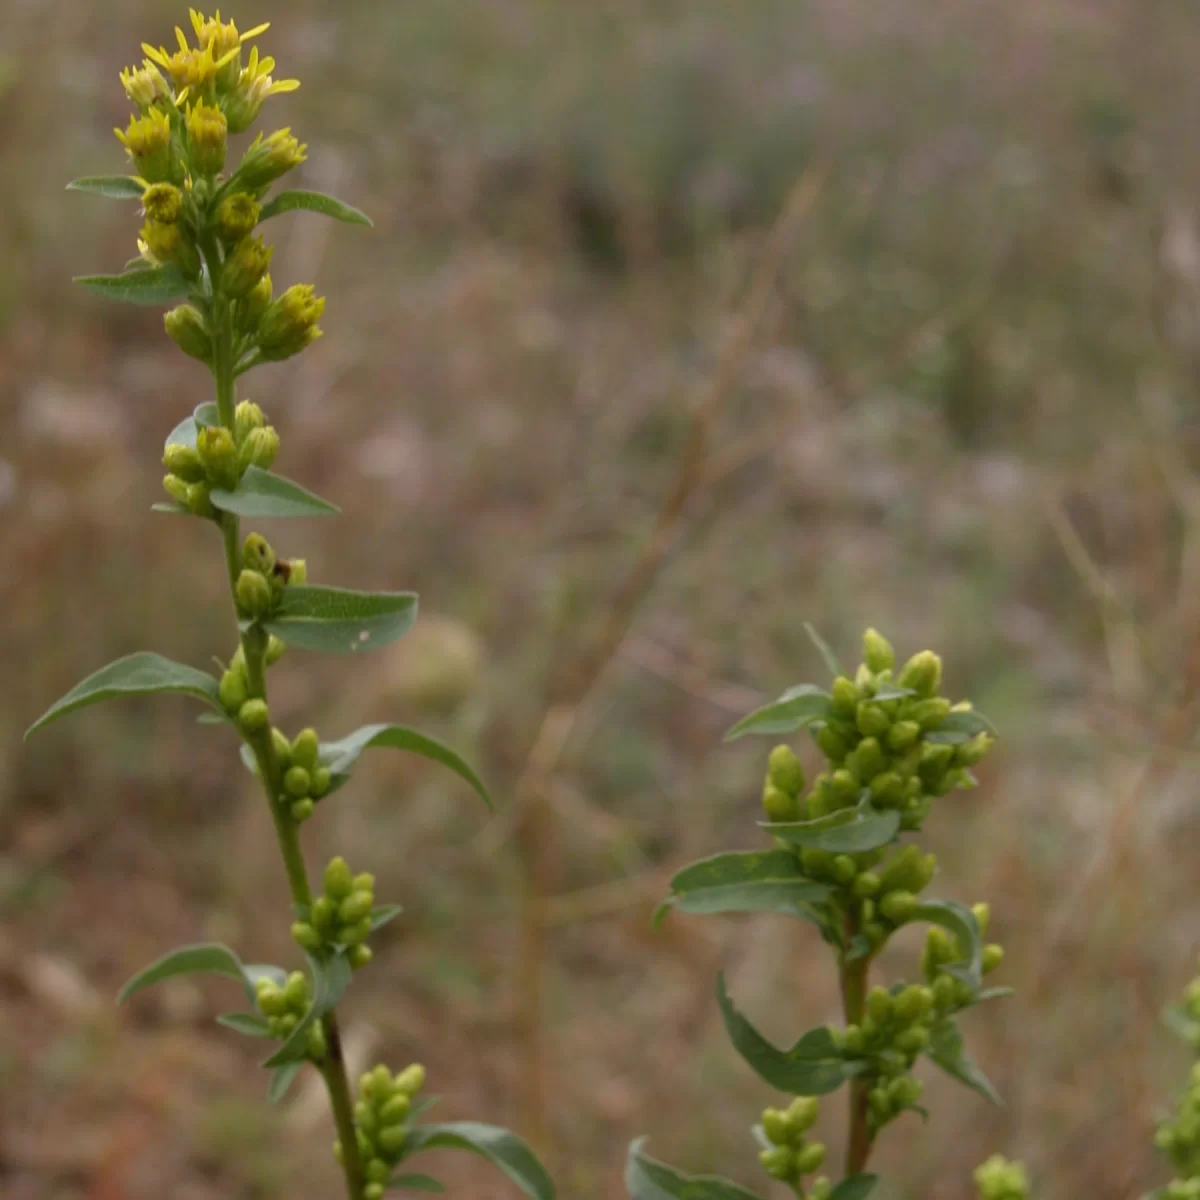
[912,899,983,990]
[654,850,834,927]
[762,803,900,855]
[624,1138,765,1200]
[925,709,997,744]
[67,175,146,199]
[725,684,832,741]
[268,1060,304,1104]
[830,1175,879,1200]
[803,623,845,678]
[872,683,917,701]
[118,943,252,1005]
[74,265,190,306]
[243,963,288,989]
[27,652,223,737]
[263,586,418,654]
[400,1123,555,1200]
[165,402,219,450]
[388,1176,445,1194]
[370,904,404,932]
[972,986,1016,1006]
[928,1020,1002,1105]
[262,953,351,1068]
[716,974,862,1095]
[318,723,490,808]
[259,188,373,227]
[209,467,340,519]
[217,1012,273,1038]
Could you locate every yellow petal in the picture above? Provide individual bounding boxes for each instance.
[242,22,271,41]
[268,79,300,94]
[142,43,171,69]
[175,26,190,53]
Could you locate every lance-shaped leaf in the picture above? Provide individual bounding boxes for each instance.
[259,188,373,227]
[830,1178,879,1200]
[263,586,418,654]
[725,684,832,741]
[388,1176,445,1193]
[398,1123,555,1200]
[26,652,222,737]
[803,623,845,678]
[68,175,147,199]
[370,905,404,933]
[217,1012,273,1038]
[928,1019,1002,1105]
[165,402,220,450]
[716,974,863,1095]
[118,943,254,1005]
[912,899,983,990]
[625,1138,765,1200]
[209,467,340,519]
[762,803,900,855]
[263,952,352,1068]
[654,850,834,927]
[74,264,190,306]
[268,1060,304,1104]
[318,723,490,808]
[924,709,997,745]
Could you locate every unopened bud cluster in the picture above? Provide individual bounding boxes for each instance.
[758,1097,826,1189]
[922,906,1005,1004]
[233,532,306,623]
[335,1062,426,1198]
[768,629,993,836]
[162,400,279,515]
[291,857,376,969]
[254,971,326,1059]
[974,1155,1030,1200]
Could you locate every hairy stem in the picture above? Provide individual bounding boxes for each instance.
[840,910,873,1178]
[209,289,365,1199]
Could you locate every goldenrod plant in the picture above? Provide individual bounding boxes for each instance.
[26,11,554,1199]
[625,628,1016,1199]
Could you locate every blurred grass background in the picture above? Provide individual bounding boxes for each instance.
[4,0,1200,1196]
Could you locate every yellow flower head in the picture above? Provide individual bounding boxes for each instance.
[140,219,200,277]
[186,100,228,175]
[189,9,270,59]
[115,108,179,183]
[258,283,325,361]
[225,46,300,133]
[142,182,184,224]
[119,59,171,110]
[143,25,238,93]
[235,128,307,192]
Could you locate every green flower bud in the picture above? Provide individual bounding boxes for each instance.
[759,1146,795,1181]
[894,985,934,1024]
[810,1179,833,1200]
[186,101,228,176]
[886,720,921,752]
[291,921,322,951]
[956,733,994,767]
[851,737,886,781]
[762,784,800,823]
[216,193,262,245]
[307,1021,327,1060]
[353,872,376,894]
[141,218,202,277]
[377,1125,408,1156]
[270,726,292,767]
[830,769,860,804]
[898,650,942,697]
[355,1099,377,1132]
[287,558,308,586]
[238,272,273,335]
[856,702,890,738]
[895,1025,930,1055]
[923,927,960,977]
[817,724,851,762]
[366,1157,391,1183]
[843,1024,865,1054]
[761,1108,790,1146]
[197,425,240,489]
[162,474,191,507]
[795,1142,826,1174]
[256,283,325,361]
[380,1093,412,1125]
[830,676,861,717]
[312,896,336,932]
[284,765,311,798]
[238,425,280,472]
[972,902,991,937]
[257,983,285,1017]
[908,697,952,729]
[800,848,835,880]
[219,666,248,712]
[862,628,895,673]
[284,728,318,772]
[284,971,308,1007]
[785,1096,819,1135]
[364,1185,385,1200]
[867,986,893,1024]
[238,698,269,732]
[142,181,184,224]
[867,1087,892,1119]
[290,798,315,822]
[339,890,374,923]
[236,128,308,192]
[853,871,881,897]
[879,890,918,924]
[236,568,274,618]
[234,399,266,441]
[324,857,354,900]
[864,920,888,947]
[184,481,213,516]
[868,771,905,807]
[348,944,373,970]
[832,855,858,885]
[116,109,180,183]
[974,1155,1030,1200]
[878,845,936,895]
[310,766,332,797]
[932,973,958,1009]
[164,304,212,361]
[223,234,274,299]
[394,1064,426,1095]
[889,1075,923,1108]
[242,532,275,574]
[342,918,373,946]
[982,944,1005,974]
[162,442,205,483]
[767,744,806,795]
[265,634,287,665]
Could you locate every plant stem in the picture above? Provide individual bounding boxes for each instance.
[840,910,873,1178]
[209,291,365,1199]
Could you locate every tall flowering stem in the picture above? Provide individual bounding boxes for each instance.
[30,11,555,1200]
